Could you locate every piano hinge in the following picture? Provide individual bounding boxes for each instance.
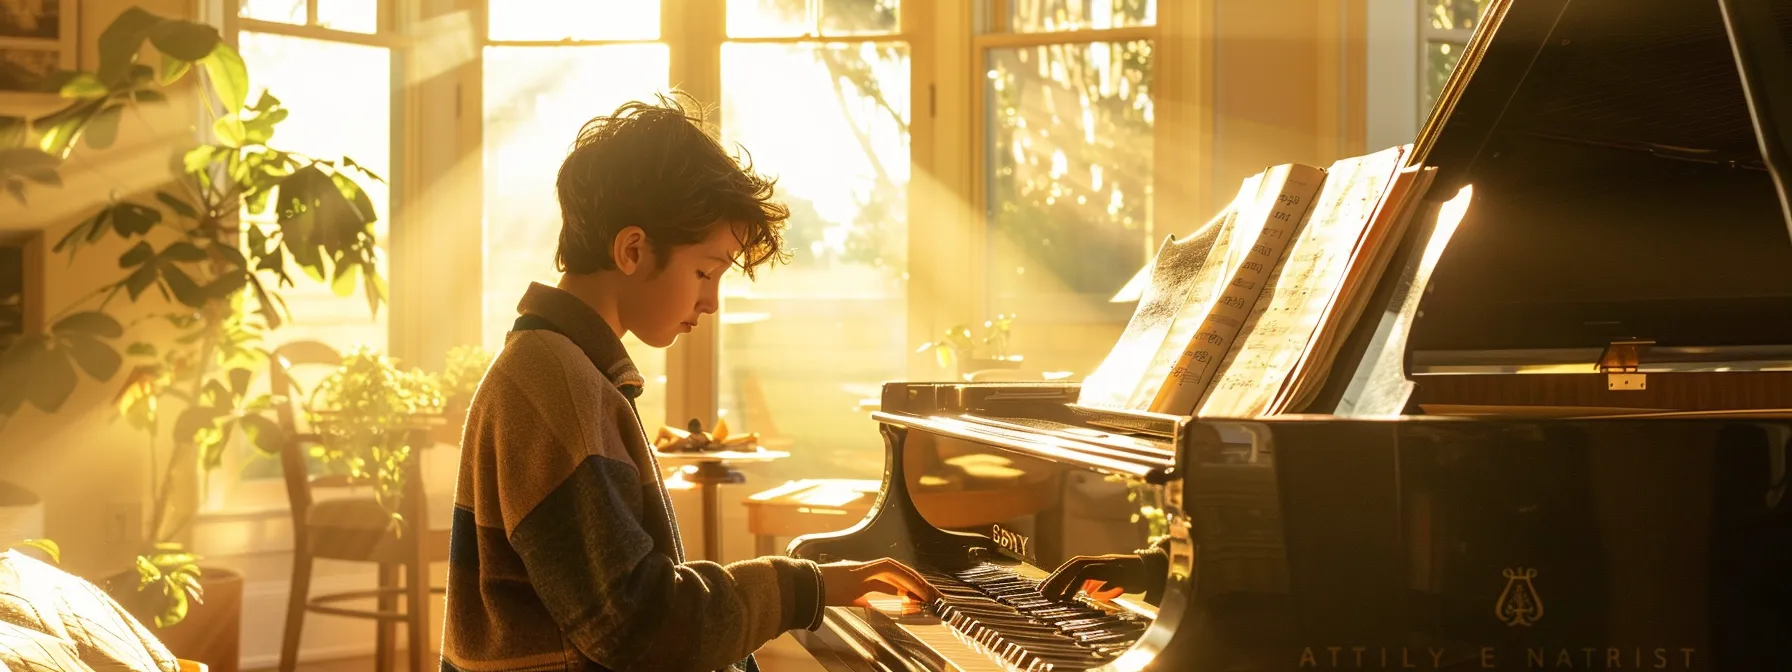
[1596,339,1654,391]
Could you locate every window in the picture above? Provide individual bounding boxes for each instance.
[218,0,398,498]
[480,2,672,429]
[1419,0,1488,121]
[980,1,1156,376]
[714,1,911,482]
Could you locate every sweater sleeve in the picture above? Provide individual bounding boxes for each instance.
[482,357,825,671]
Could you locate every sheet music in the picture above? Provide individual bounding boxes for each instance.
[1125,178,1255,410]
[1197,147,1406,418]
[1078,210,1233,409]
[1144,164,1327,415]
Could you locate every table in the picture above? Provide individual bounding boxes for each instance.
[655,449,789,561]
[742,479,882,556]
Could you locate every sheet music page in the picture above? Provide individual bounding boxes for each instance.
[1077,209,1233,409]
[1124,177,1257,409]
[1276,163,1433,414]
[1142,163,1328,415]
[1197,147,1405,418]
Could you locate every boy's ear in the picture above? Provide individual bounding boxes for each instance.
[613,226,647,275]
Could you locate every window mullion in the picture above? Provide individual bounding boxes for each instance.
[663,0,725,430]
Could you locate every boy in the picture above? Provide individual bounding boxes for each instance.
[441,95,935,672]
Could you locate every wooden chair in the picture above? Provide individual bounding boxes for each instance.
[271,341,449,672]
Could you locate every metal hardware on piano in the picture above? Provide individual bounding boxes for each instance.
[789,0,1792,670]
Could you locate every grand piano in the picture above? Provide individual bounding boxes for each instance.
[788,0,1792,670]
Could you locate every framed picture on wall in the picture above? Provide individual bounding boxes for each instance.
[0,0,78,102]
[0,231,42,351]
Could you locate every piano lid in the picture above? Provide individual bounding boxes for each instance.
[1404,0,1792,354]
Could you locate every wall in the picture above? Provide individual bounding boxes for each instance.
[0,0,196,579]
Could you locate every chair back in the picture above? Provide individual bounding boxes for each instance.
[268,340,343,525]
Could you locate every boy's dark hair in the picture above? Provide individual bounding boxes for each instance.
[555,93,790,279]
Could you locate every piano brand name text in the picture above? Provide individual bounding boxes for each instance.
[1296,646,1699,670]
[988,524,1032,561]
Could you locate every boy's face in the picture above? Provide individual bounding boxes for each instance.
[616,223,742,348]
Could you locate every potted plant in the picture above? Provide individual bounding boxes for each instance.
[0,6,385,669]
[915,314,1022,380]
[305,346,446,527]
[433,344,493,445]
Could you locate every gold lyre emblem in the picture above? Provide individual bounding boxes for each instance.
[1495,568,1544,627]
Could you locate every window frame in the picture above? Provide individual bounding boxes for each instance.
[1417,3,1474,124]
[205,0,415,514]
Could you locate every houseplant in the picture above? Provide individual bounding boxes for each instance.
[305,346,447,529]
[0,5,386,665]
[915,314,1021,380]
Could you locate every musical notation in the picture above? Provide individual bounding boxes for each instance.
[1198,146,1407,418]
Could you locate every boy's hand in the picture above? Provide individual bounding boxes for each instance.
[1039,553,1147,602]
[819,558,939,606]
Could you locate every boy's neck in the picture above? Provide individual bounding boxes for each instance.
[555,273,627,338]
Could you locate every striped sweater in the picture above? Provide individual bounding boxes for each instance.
[442,283,825,672]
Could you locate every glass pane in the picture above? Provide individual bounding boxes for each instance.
[234,33,391,481]
[239,0,304,24]
[822,0,898,35]
[317,0,378,33]
[717,42,910,482]
[488,0,660,41]
[986,41,1153,341]
[482,45,670,425]
[1427,0,1489,31]
[238,32,391,356]
[728,0,810,38]
[1009,0,1155,33]
[1422,40,1465,123]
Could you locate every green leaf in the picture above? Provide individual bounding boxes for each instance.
[159,242,207,263]
[155,191,198,218]
[341,156,385,183]
[330,259,360,297]
[124,264,158,300]
[162,266,207,308]
[158,57,191,86]
[83,106,126,150]
[157,580,190,628]
[63,334,122,379]
[23,341,77,414]
[182,145,219,175]
[125,342,157,357]
[206,268,248,299]
[131,90,168,104]
[18,538,61,564]
[199,43,250,115]
[213,116,245,146]
[239,413,284,456]
[97,7,163,85]
[57,74,107,100]
[36,102,102,158]
[52,311,124,338]
[173,405,226,446]
[112,202,162,237]
[148,20,221,61]
[228,367,253,398]
[362,267,387,317]
[249,90,280,112]
[119,241,154,268]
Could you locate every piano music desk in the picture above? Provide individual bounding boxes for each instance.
[743,479,882,556]
[657,449,789,561]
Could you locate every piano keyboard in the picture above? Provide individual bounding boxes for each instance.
[913,563,1150,671]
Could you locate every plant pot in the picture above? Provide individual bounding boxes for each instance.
[0,480,45,543]
[106,566,242,672]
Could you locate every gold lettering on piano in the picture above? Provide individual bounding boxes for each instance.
[1294,646,1699,669]
[1496,568,1544,627]
[989,524,1032,561]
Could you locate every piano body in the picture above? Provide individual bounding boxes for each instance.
[789,1,1792,670]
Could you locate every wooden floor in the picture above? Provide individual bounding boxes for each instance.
[253,632,826,672]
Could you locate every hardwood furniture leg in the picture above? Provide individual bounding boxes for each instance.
[278,553,312,672]
[377,563,397,672]
[755,534,776,557]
